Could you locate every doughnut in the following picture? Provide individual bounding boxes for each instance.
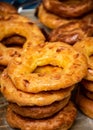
[1,69,73,106]
[6,101,77,130]
[0,20,45,48]
[74,37,93,81]
[0,2,17,15]
[49,12,93,44]
[37,4,77,29]
[48,13,93,45]
[0,43,21,66]
[9,96,70,119]
[43,0,93,18]
[49,21,84,44]
[76,86,93,119]
[7,41,87,93]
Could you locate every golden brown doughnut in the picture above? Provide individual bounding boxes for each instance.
[76,86,93,119]
[0,2,17,15]
[0,20,45,46]
[6,101,77,130]
[43,0,93,18]
[9,96,70,119]
[7,41,87,93]
[37,4,77,29]
[49,21,84,44]
[74,37,93,81]
[1,69,73,106]
[49,12,93,44]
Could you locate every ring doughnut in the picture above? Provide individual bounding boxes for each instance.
[49,12,93,44]
[43,0,93,18]
[7,41,87,93]
[49,21,84,44]
[37,4,77,29]
[1,69,73,106]
[0,20,45,47]
[6,101,77,130]
[9,96,70,119]
[74,37,93,81]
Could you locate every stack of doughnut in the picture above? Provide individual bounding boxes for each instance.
[0,1,89,130]
[36,0,93,45]
[73,37,93,119]
[1,39,88,129]
[0,2,88,130]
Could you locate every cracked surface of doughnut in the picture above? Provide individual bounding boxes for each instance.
[0,43,21,66]
[7,41,87,93]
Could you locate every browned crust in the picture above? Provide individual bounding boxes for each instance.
[9,96,70,119]
[37,4,77,29]
[0,2,17,14]
[6,101,77,130]
[49,12,93,45]
[43,0,93,18]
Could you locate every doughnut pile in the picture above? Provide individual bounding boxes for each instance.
[36,0,93,45]
[37,0,93,29]
[74,37,93,119]
[0,1,17,15]
[1,39,88,129]
[0,1,89,130]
